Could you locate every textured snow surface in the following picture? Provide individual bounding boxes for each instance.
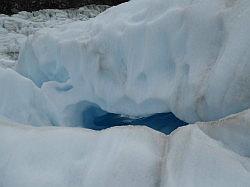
[17,0,250,124]
[1,109,250,187]
[0,5,109,69]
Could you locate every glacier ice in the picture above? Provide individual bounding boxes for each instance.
[0,0,250,186]
[17,0,250,124]
[0,5,109,69]
[1,109,250,187]
[0,67,59,126]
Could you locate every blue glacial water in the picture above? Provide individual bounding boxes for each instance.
[94,112,187,134]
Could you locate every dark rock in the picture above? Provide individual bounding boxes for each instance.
[0,0,128,15]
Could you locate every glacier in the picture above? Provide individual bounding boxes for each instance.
[0,67,59,126]
[0,0,250,186]
[17,0,250,124]
[0,3,187,130]
[1,109,250,187]
[0,5,109,69]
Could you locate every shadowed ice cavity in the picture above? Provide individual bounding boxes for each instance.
[78,103,188,135]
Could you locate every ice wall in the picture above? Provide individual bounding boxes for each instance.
[0,67,59,126]
[17,0,250,123]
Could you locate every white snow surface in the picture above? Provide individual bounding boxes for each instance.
[0,5,109,69]
[1,109,250,187]
[16,0,250,123]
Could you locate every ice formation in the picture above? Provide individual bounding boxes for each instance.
[0,5,109,69]
[0,0,250,186]
[17,0,250,124]
[0,3,187,131]
[0,67,59,126]
[1,109,250,187]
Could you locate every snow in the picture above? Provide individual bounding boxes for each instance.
[17,0,250,124]
[1,109,250,187]
[0,5,109,69]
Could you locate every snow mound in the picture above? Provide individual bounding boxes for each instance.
[0,67,59,126]
[1,109,250,187]
[17,0,250,123]
[0,5,109,69]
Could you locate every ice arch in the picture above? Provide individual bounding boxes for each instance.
[17,0,250,123]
